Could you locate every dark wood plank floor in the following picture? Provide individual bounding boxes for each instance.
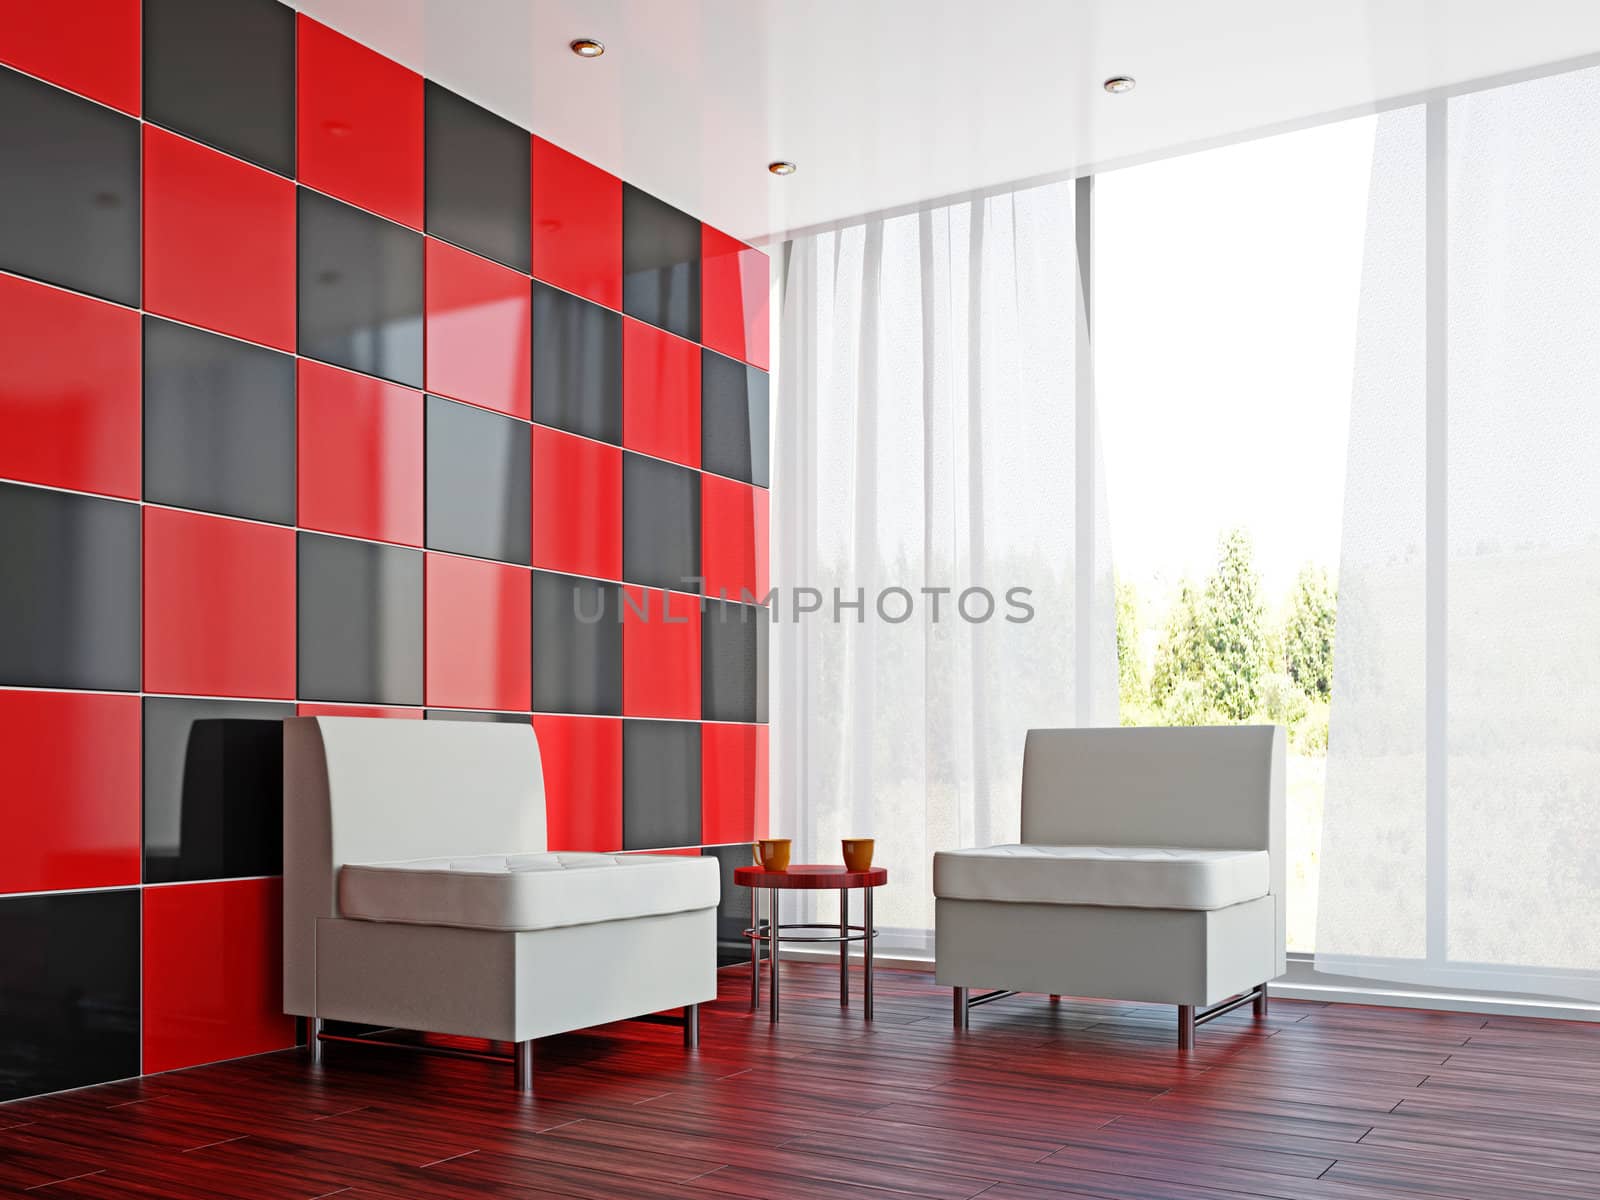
[2,963,1595,1199]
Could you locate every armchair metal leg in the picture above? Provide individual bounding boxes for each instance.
[1254,983,1269,1018]
[513,1040,534,1092]
[683,1004,700,1048]
[1178,1005,1196,1050]
[308,1017,323,1065]
[953,986,969,1030]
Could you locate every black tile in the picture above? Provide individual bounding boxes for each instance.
[0,890,140,1102]
[623,720,700,850]
[0,66,140,306]
[143,318,296,524]
[143,0,295,175]
[424,82,531,272]
[623,452,699,592]
[142,697,293,884]
[0,482,140,691]
[703,599,768,723]
[298,532,423,705]
[298,188,424,388]
[531,571,621,716]
[425,395,531,564]
[622,184,700,341]
[702,351,770,487]
[424,709,528,723]
[705,845,764,967]
[530,281,622,443]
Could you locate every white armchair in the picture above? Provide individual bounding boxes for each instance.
[933,725,1285,1047]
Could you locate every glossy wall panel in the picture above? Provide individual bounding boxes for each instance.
[0,690,141,894]
[531,571,622,716]
[622,184,701,342]
[0,889,140,1101]
[623,719,701,850]
[701,225,771,371]
[142,317,296,524]
[531,136,621,309]
[142,697,293,884]
[530,425,621,579]
[296,360,424,546]
[623,317,701,468]
[425,394,531,565]
[702,349,771,487]
[142,0,294,175]
[623,452,701,593]
[0,272,141,499]
[297,532,424,705]
[703,599,769,724]
[296,14,423,229]
[530,280,623,444]
[298,187,425,387]
[534,714,622,852]
[0,0,141,114]
[425,552,531,713]
[702,722,768,845]
[424,81,530,272]
[702,473,770,602]
[623,587,701,720]
[425,237,531,419]
[143,124,296,350]
[0,482,140,692]
[0,66,140,306]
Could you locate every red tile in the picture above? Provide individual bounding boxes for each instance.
[425,553,531,712]
[702,225,769,370]
[0,0,140,113]
[143,507,296,699]
[530,425,622,579]
[0,273,140,498]
[0,690,140,894]
[531,136,621,309]
[297,359,424,546]
[622,317,700,468]
[143,126,296,351]
[425,238,531,419]
[296,703,422,719]
[532,715,622,851]
[702,474,769,602]
[622,587,701,719]
[702,723,769,845]
[143,878,297,1074]
[296,14,423,229]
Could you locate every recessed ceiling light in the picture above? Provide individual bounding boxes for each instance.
[768,161,797,176]
[570,38,605,58]
[1103,76,1136,94]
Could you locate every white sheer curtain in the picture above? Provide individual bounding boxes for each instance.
[1319,67,1600,1001]
[772,185,1116,949]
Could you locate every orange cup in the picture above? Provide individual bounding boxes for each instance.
[755,838,791,871]
[842,838,875,872]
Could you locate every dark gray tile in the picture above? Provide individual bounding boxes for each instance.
[0,890,140,1102]
[143,318,296,524]
[425,82,531,272]
[425,394,531,565]
[530,281,622,444]
[143,0,295,175]
[623,452,699,592]
[623,720,700,850]
[0,66,140,306]
[298,188,424,388]
[702,350,770,487]
[142,697,293,884]
[424,709,529,723]
[703,599,768,723]
[531,571,621,716]
[622,184,700,342]
[705,845,763,967]
[297,532,424,705]
[0,482,139,691]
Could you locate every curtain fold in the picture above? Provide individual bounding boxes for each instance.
[773,184,1116,948]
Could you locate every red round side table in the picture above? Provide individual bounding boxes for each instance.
[733,863,889,1022]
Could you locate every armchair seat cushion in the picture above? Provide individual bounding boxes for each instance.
[933,844,1269,911]
[339,852,720,932]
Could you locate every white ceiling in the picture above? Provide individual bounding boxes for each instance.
[291,0,1600,244]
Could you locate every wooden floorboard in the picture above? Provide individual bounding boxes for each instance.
[1,963,1594,1199]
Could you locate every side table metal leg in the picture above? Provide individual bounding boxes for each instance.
[864,887,875,1021]
[769,887,781,1022]
[839,887,849,1007]
[749,887,760,1012]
